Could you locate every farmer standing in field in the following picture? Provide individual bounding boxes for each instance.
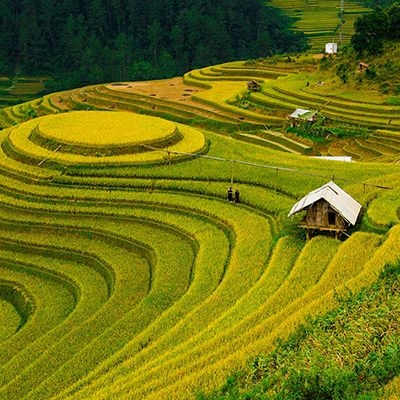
[227,187,233,202]
[234,189,240,203]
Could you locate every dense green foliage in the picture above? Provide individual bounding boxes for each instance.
[352,2,400,54]
[342,43,400,94]
[0,0,306,90]
[361,0,397,7]
[197,262,400,400]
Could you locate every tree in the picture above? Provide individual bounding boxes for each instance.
[88,0,107,39]
[0,0,17,73]
[387,3,400,39]
[148,20,162,65]
[130,60,154,81]
[156,51,177,78]
[0,0,307,88]
[351,6,388,55]
[115,32,131,81]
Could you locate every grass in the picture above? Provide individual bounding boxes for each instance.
[4,57,400,162]
[0,76,47,108]
[2,122,398,398]
[0,212,197,400]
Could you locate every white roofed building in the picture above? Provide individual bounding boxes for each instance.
[288,108,318,127]
[313,156,352,162]
[325,43,338,54]
[288,181,362,239]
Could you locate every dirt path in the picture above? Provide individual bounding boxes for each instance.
[106,78,226,114]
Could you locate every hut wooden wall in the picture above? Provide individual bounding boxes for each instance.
[304,199,345,229]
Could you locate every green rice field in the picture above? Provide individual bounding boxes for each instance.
[0,77,47,108]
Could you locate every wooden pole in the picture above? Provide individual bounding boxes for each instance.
[339,0,344,46]
[38,145,62,167]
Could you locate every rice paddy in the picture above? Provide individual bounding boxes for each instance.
[270,0,370,49]
[1,111,205,165]
[3,54,400,163]
[0,77,47,108]
[1,43,400,400]
[37,111,178,147]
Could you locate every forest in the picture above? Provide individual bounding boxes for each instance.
[352,2,400,54]
[0,0,307,90]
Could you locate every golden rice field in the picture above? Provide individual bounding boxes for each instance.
[38,111,178,146]
[1,55,400,399]
[2,111,205,165]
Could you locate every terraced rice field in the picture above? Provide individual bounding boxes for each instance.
[270,0,370,49]
[1,92,400,399]
[5,111,205,165]
[0,77,47,108]
[186,61,400,162]
[2,59,400,162]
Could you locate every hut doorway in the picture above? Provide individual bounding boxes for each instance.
[288,181,363,240]
[328,211,336,226]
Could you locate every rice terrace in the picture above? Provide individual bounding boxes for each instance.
[1,0,400,399]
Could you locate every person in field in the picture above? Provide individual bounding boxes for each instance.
[235,189,240,204]
[227,187,233,202]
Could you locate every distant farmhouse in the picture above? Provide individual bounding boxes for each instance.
[288,181,362,239]
[247,80,261,92]
[288,108,318,127]
[358,61,370,71]
[325,42,338,54]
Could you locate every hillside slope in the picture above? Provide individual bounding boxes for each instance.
[200,262,400,399]
[3,52,400,163]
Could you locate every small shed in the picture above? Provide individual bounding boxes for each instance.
[358,61,369,71]
[325,43,338,54]
[288,108,318,127]
[288,181,362,239]
[247,80,261,92]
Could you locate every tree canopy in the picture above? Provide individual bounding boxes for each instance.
[0,0,307,89]
[352,2,400,54]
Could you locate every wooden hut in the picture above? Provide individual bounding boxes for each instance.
[358,61,369,71]
[288,181,362,239]
[288,108,318,127]
[247,80,261,92]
